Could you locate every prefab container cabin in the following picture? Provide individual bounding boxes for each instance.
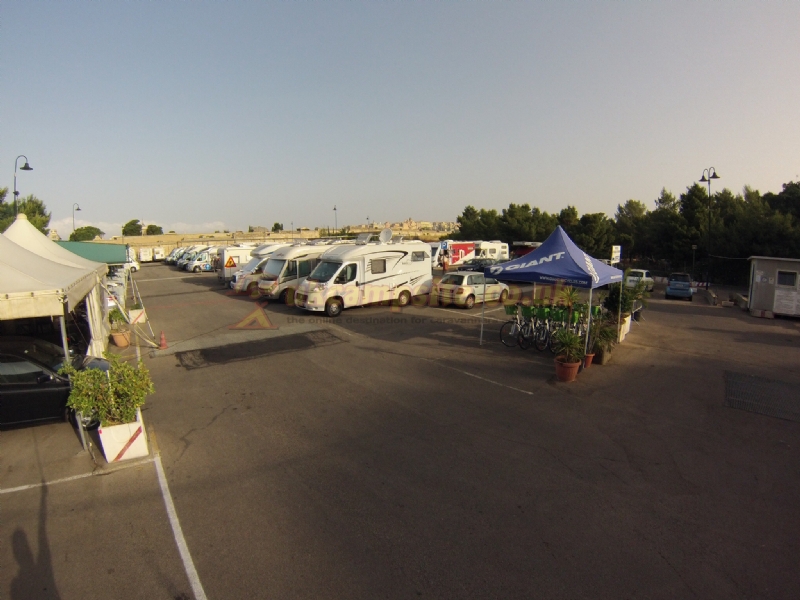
[748,256,800,318]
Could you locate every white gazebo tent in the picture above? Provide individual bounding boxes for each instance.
[1,216,108,357]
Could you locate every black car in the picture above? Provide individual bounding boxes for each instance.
[0,337,108,427]
[458,258,502,272]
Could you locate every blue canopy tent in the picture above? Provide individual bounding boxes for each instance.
[480,226,623,353]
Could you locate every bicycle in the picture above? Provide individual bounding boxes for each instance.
[500,303,525,348]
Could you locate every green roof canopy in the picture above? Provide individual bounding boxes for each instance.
[56,241,128,264]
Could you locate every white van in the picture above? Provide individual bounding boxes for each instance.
[186,247,219,272]
[216,245,257,283]
[152,247,166,261]
[474,241,509,261]
[257,244,341,304]
[138,247,153,262]
[295,234,433,317]
[231,244,290,293]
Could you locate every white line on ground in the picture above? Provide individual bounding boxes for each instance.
[431,361,535,396]
[438,307,505,322]
[0,456,156,494]
[135,275,200,282]
[155,453,208,600]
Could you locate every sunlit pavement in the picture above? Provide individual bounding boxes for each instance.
[3,264,799,599]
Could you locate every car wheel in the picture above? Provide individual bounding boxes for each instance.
[396,290,411,307]
[247,282,258,297]
[665,293,670,300]
[325,298,342,317]
[688,295,693,302]
[499,289,509,303]
[464,295,475,310]
[193,266,200,273]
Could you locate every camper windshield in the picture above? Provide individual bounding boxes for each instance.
[262,259,286,280]
[308,261,342,283]
[242,257,261,272]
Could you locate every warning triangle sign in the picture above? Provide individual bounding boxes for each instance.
[229,304,278,330]
[224,256,237,268]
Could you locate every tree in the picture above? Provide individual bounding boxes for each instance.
[122,219,142,236]
[0,192,51,234]
[272,222,284,233]
[614,200,648,259]
[70,226,104,241]
[145,224,163,235]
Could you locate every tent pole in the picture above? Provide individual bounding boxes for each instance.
[59,311,70,361]
[61,308,88,452]
[584,287,593,357]
[479,281,486,346]
[617,282,623,341]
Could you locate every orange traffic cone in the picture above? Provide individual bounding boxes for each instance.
[159,331,168,350]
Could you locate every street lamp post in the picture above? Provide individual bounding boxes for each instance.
[13,155,33,216]
[699,167,720,289]
[72,203,81,232]
[691,244,697,282]
[333,205,338,233]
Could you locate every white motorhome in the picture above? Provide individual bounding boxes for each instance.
[474,241,509,261]
[152,247,166,261]
[138,247,153,262]
[216,245,257,283]
[257,244,343,304]
[231,244,290,293]
[295,232,433,317]
[187,247,222,272]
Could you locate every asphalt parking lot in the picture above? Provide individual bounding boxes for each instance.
[3,264,800,599]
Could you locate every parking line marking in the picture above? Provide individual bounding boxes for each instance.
[438,307,505,322]
[0,456,156,494]
[135,274,201,282]
[155,453,208,600]
[431,361,535,396]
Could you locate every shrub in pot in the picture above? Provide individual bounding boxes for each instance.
[590,317,617,365]
[62,353,154,461]
[551,328,584,382]
[109,307,131,347]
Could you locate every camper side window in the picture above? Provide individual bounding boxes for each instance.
[336,264,358,284]
[298,260,314,278]
[371,259,387,274]
[283,261,298,281]
[777,271,797,287]
[411,252,427,262]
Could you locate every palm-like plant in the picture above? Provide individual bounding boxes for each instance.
[551,328,585,364]
[558,286,581,325]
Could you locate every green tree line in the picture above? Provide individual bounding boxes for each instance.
[452,180,800,285]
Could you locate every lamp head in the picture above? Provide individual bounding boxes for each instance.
[75,206,82,212]
[710,171,720,180]
[699,174,708,183]
[20,162,32,171]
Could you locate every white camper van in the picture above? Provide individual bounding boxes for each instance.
[474,241,509,261]
[216,245,257,283]
[138,247,153,262]
[152,247,166,261]
[295,231,433,317]
[231,244,290,293]
[256,244,340,304]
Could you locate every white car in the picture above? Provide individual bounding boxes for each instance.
[625,269,654,292]
[125,260,140,273]
[433,271,509,309]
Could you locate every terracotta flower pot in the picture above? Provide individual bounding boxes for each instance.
[583,353,595,368]
[111,330,131,348]
[554,356,581,382]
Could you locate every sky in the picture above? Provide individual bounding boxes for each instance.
[2,2,798,239]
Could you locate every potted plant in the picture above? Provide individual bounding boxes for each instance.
[128,301,147,325]
[551,328,584,382]
[558,285,581,327]
[62,353,153,462]
[590,316,617,365]
[109,307,131,348]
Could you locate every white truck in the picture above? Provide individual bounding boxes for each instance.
[295,232,433,317]
[231,244,290,293]
[256,244,343,304]
[216,245,258,284]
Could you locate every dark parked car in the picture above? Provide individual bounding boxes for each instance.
[458,258,503,272]
[0,337,108,427]
[665,272,694,301]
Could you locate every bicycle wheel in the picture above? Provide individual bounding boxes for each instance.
[533,325,549,352]
[500,320,521,347]
[518,322,534,350]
